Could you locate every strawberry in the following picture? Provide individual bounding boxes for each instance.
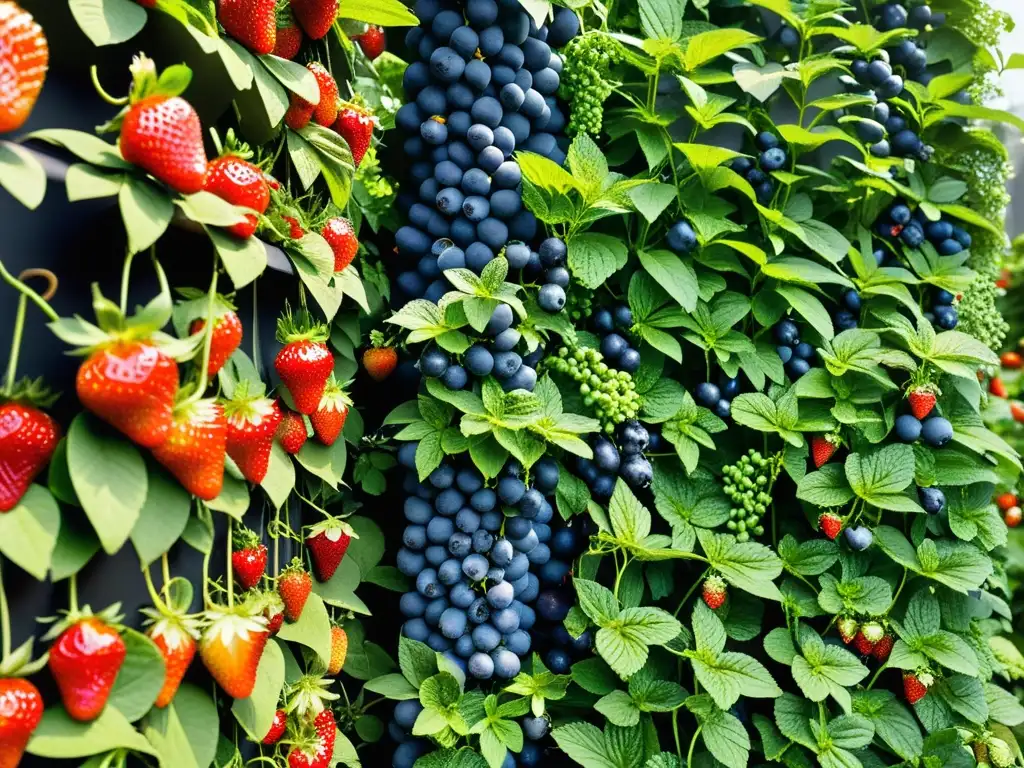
[0,677,43,767]
[819,512,843,540]
[333,103,376,168]
[151,399,227,501]
[291,0,338,40]
[310,376,351,446]
[852,630,876,656]
[314,708,336,757]
[1001,351,1022,369]
[307,62,339,126]
[190,308,243,376]
[903,671,933,705]
[990,377,1008,398]
[362,330,397,382]
[77,341,179,448]
[265,172,282,191]
[327,626,347,675]
[837,617,858,644]
[218,0,277,54]
[1012,401,1024,423]
[353,25,385,59]
[263,709,287,745]
[0,382,60,513]
[285,91,316,130]
[277,410,308,454]
[1005,506,1022,528]
[872,633,895,662]
[0,2,48,133]
[274,312,333,415]
[274,5,303,59]
[264,594,285,635]
[199,607,269,699]
[144,613,198,708]
[701,575,726,610]
[49,615,126,721]
[232,527,268,590]
[321,216,358,272]
[810,434,839,468]
[203,139,271,239]
[860,620,884,643]
[280,213,306,239]
[996,492,1018,511]
[907,385,938,420]
[117,57,207,194]
[279,559,312,622]
[223,389,282,483]
[306,519,354,582]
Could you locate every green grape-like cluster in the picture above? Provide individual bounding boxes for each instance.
[958,276,1009,352]
[547,345,640,432]
[956,0,1012,48]
[722,450,780,542]
[565,284,594,323]
[354,145,395,200]
[560,33,621,137]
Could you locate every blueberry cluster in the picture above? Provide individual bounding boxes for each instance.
[576,420,653,497]
[422,325,544,393]
[836,290,861,332]
[546,345,640,432]
[721,450,778,542]
[773,319,816,379]
[591,303,641,373]
[844,98,932,162]
[924,288,959,331]
[894,411,954,447]
[730,132,787,205]
[695,375,740,421]
[392,707,550,767]
[532,236,570,313]
[395,448,560,681]
[533,519,592,673]
[876,3,945,34]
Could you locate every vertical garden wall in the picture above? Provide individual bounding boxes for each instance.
[2,0,1024,767]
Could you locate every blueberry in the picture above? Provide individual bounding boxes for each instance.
[416,568,443,598]
[540,559,570,585]
[420,347,450,378]
[505,629,531,656]
[420,116,449,145]
[490,189,521,219]
[787,358,811,378]
[901,224,925,247]
[538,283,566,312]
[485,304,514,335]
[403,618,430,642]
[450,582,476,609]
[795,342,815,360]
[937,238,963,256]
[404,495,432,523]
[890,204,912,225]
[760,147,787,171]
[870,140,891,159]
[695,382,721,408]
[620,455,653,489]
[593,436,620,473]
[403,525,427,550]
[400,592,427,617]
[620,420,649,454]
[394,700,424,729]
[934,289,956,305]
[509,527,539,554]
[844,526,873,551]
[487,580,515,609]
[601,333,628,362]
[952,227,971,248]
[443,364,468,390]
[465,345,495,377]
[921,416,953,448]
[493,161,522,189]
[592,474,615,499]
[926,221,953,242]
[427,516,455,544]
[436,489,465,516]
[439,607,468,639]
[518,488,545,519]
[545,648,571,674]
[666,220,698,253]
[855,120,885,144]
[462,194,490,222]
[547,5,580,47]
[778,25,799,48]
[731,157,754,175]
[492,126,516,156]
[498,476,527,505]
[835,310,858,331]
[463,553,490,581]
[468,597,490,624]
[466,123,494,151]
[755,131,780,151]
[471,488,497,512]
[918,486,946,514]
[491,648,521,678]
[504,552,530,581]
[867,59,893,85]
[891,128,921,156]
[720,375,740,398]
[468,651,495,679]
[493,351,523,380]
[851,59,870,82]
[471,529,493,553]
[478,25,504,57]
[618,348,641,373]
[465,242,493,273]
[934,306,958,330]
[877,3,908,30]
[775,319,800,345]
[536,589,571,621]
[843,290,862,312]
[777,345,794,364]
[539,237,567,267]
[714,399,731,419]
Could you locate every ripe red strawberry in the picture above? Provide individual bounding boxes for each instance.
[49,615,126,721]
[308,62,339,126]
[151,399,227,501]
[1012,401,1024,423]
[990,377,1008,398]
[306,520,353,581]
[0,677,43,767]
[144,613,198,708]
[907,385,937,420]
[277,410,308,454]
[872,633,895,662]
[190,308,243,376]
[273,5,303,59]
[291,0,338,40]
[224,391,282,483]
[334,103,375,168]
[819,512,843,540]
[217,0,277,55]
[837,617,858,644]
[810,434,839,468]
[232,527,268,590]
[264,594,285,635]
[1001,351,1022,369]
[204,155,271,239]
[701,575,726,610]
[997,492,1019,511]
[1005,506,1022,528]
[275,313,333,415]
[315,708,336,756]
[263,709,287,745]
[0,389,60,512]
[285,91,316,130]
[310,376,350,446]
[321,216,358,272]
[353,25,385,59]
[903,671,933,704]
[279,559,313,622]
[0,2,48,133]
[327,626,348,675]
[362,347,397,382]
[199,608,269,699]
[282,214,305,239]
[77,341,179,448]
[853,630,876,655]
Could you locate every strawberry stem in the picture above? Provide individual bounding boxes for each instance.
[69,574,79,614]
[141,562,168,614]
[0,261,59,323]
[0,559,11,659]
[227,517,235,609]
[119,248,135,314]
[89,65,129,106]
[251,282,261,379]
[191,253,221,403]
[3,294,26,397]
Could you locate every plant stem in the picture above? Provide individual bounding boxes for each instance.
[672,709,683,766]
[227,517,235,609]
[866,661,888,690]
[120,248,136,314]
[0,559,11,659]
[252,281,261,379]
[674,566,710,617]
[69,574,79,614]
[141,563,166,612]
[0,261,59,322]
[3,294,26,396]
[686,725,701,768]
[191,254,220,401]
[887,569,907,613]
[162,552,171,593]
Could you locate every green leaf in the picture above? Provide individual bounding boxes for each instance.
[67,414,148,555]
[108,629,165,722]
[553,722,644,768]
[778,535,839,577]
[276,593,332,666]
[597,607,681,680]
[206,226,268,289]
[568,233,630,290]
[0,484,60,580]
[792,630,868,712]
[638,250,699,312]
[296,124,355,208]
[337,0,419,25]
[690,646,782,711]
[730,391,803,447]
[0,142,46,209]
[873,526,992,593]
[685,694,751,768]
[400,636,439,689]
[68,0,147,46]
[775,286,834,341]
[796,465,855,508]
[28,705,157,759]
[696,529,783,601]
[119,178,174,254]
[844,444,923,512]
[851,690,922,761]
[152,684,219,768]
[596,690,641,727]
[260,55,319,102]
[231,639,285,741]
[817,574,891,616]
[639,0,686,40]
[628,184,677,224]
[683,29,762,71]
[313,557,369,615]
[131,467,191,567]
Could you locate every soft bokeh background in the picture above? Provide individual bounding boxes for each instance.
[990,1,1024,236]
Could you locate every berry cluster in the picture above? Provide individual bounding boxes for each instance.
[730,132,787,205]
[423,329,544,393]
[591,303,641,373]
[924,288,960,331]
[559,31,619,136]
[894,387,954,447]
[773,319,816,380]
[876,203,972,257]
[695,375,740,421]
[576,420,654,497]
[531,236,570,313]
[721,450,779,542]
[395,450,560,683]
[836,289,862,333]
[546,345,641,431]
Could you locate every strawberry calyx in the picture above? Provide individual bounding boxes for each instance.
[367,329,393,349]
[96,54,194,134]
[306,516,358,543]
[233,525,264,554]
[0,636,48,678]
[276,306,329,345]
[223,382,278,426]
[316,375,353,414]
[211,127,255,161]
[0,377,59,409]
[39,603,124,643]
[201,604,269,647]
[285,671,340,718]
[141,608,201,649]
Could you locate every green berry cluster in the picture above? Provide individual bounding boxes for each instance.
[565,284,594,323]
[547,345,640,432]
[722,450,780,542]
[958,276,1009,352]
[560,33,621,137]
